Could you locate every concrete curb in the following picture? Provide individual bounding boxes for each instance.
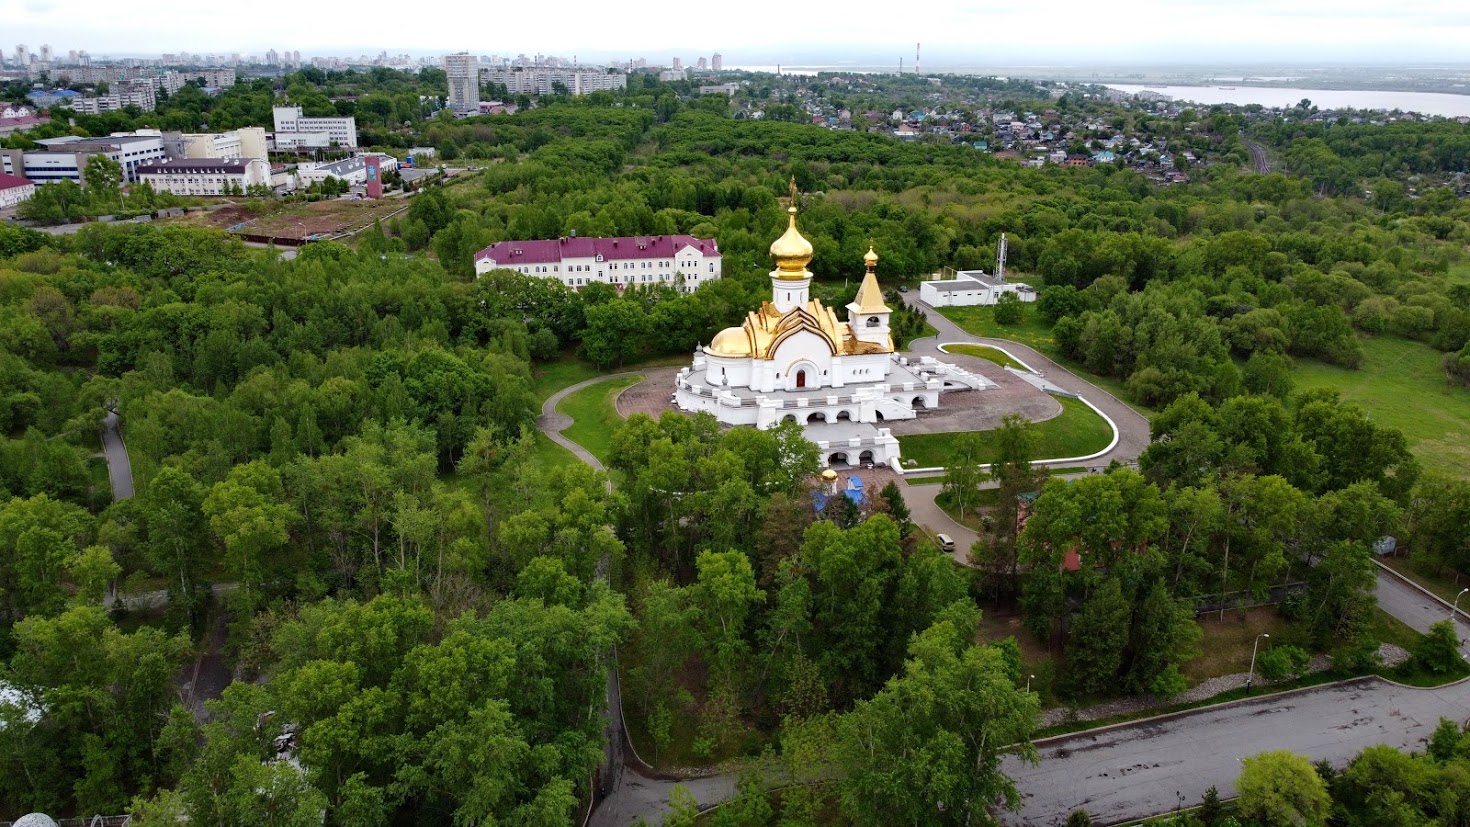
[896,394,1121,476]
[937,341,1041,374]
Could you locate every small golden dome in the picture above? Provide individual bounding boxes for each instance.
[821,469,839,481]
[707,326,752,357]
[864,245,879,267]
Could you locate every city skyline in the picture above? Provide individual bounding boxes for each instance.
[6,0,1470,63]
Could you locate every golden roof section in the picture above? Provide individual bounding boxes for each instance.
[705,297,893,361]
[708,326,753,357]
[770,178,814,280]
[852,246,890,315]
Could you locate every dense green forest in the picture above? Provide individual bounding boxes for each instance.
[2,84,1470,826]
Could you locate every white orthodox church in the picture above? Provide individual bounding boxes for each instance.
[673,191,995,468]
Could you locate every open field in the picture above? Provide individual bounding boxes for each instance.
[898,396,1114,469]
[1292,334,1470,477]
[163,197,408,241]
[558,375,643,464]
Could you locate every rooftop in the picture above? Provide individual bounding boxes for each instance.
[0,172,35,190]
[137,158,254,175]
[477,234,721,265]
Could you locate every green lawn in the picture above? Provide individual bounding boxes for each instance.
[899,396,1114,469]
[942,343,1029,371]
[531,353,688,401]
[1292,335,1470,478]
[557,375,643,464]
[938,304,1055,353]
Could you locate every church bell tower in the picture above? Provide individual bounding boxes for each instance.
[846,245,892,347]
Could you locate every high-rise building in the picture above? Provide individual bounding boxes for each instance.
[14,45,30,68]
[39,44,52,64]
[444,52,479,113]
[697,57,708,70]
[711,53,723,71]
[672,57,683,71]
[292,50,301,64]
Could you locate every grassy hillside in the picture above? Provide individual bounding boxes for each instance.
[1293,335,1470,478]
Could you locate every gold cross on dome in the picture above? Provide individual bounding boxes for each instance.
[789,176,797,202]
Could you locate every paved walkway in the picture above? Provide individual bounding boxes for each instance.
[901,295,1152,469]
[101,409,133,500]
[539,373,643,474]
[894,297,1152,565]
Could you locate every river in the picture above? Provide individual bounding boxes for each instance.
[1105,84,1470,117]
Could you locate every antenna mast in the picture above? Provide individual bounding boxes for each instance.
[916,42,920,75]
[996,232,1007,282]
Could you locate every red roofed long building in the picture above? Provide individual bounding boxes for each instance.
[0,172,36,210]
[474,234,721,293]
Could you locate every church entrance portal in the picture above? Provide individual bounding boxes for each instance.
[796,369,807,388]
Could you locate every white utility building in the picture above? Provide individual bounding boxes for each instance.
[919,269,1036,307]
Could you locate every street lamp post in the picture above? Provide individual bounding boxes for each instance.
[1247,633,1270,693]
[1025,674,1035,694]
[1453,588,1468,622]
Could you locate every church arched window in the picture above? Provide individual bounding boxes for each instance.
[866,316,880,327]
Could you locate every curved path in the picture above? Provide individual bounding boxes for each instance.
[545,351,1470,826]
[540,373,645,473]
[898,297,1152,562]
[902,294,1151,469]
[1243,137,1272,175]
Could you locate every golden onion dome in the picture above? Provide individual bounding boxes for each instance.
[864,245,879,268]
[770,205,814,279]
[707,326,752,357]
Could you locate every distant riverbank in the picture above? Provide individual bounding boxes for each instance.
[1106,84,1470,117]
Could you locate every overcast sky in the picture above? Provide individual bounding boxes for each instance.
[5,0,1470,64]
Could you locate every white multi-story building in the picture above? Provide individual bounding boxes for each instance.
[272,106,358,148]
[483,66,627,97]
[65,78,159,114]
[26,134,167,184]
[444,52,479,113]
[475,234,721,292]
[134,158,270,195]
[712,53,723,71]
[0,172,36,208]
[174,127,268,162]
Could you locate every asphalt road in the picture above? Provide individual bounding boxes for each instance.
[1004,676,1470,826]
[1375,565,1470,659]
[100,409,133,500]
